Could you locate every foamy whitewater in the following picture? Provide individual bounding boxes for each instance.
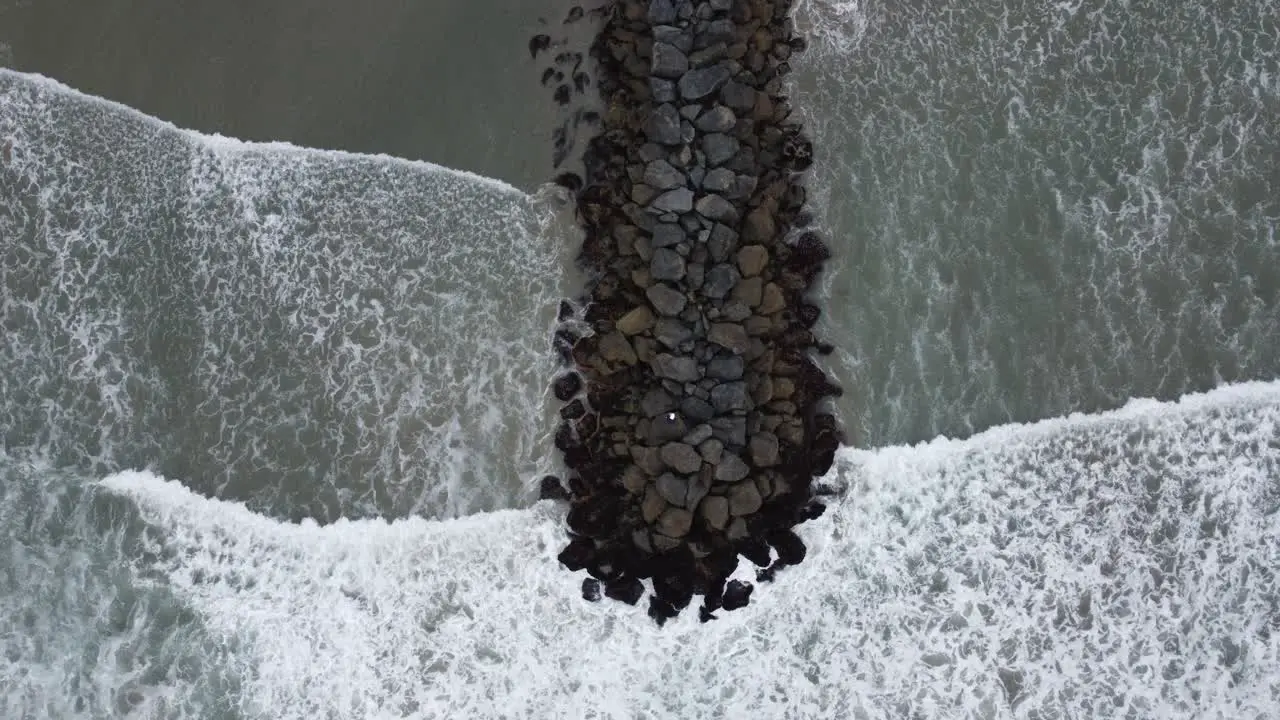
[3,0,1280,716]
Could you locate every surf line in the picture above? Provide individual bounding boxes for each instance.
[535,0,843,625]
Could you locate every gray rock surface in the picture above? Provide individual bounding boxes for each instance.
[646,283,687,316]
[679,64,731,100]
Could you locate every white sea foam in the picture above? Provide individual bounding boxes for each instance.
[1,69,572,521]
[101,381,1280,719]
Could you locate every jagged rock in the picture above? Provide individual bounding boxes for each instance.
[709,323,750,355]
[695,193,738,223]
[726,517,749,541]
[728,482,763,515]
[759,282,786,314]
[702,167,735,193]
[745,315,772,336]
[679,63,732,100]
[715,452,750,482]
[695,105,736,133]
[652,42,689,78]
[702,263,740,299]
[582,578,602,602]
[752,375,774,405]
[646,283,687,316]
[749,431,780,467]
[656,472,690,506]
[539,475,569,501]
[616,306,656,335]
[651,77,677,103]
[652,187,694,213]
[720,300,752,321]
[647,103,682,145]
[653,353,699,382]
[653,317,693,348]
[651,247,686,281]
[731,276,763,307]
[644,159,685,190]
[648,0,677,24]
[641,388,679,416]
[681,395,716,422]
[770,529,807,565]
[737,245,768,276]
[660,442,703,474]
[708,223,737,262]
[710,380,749,413]
[656,507,694,537]
[599,331,638,364]
[653,25,692,53]
[558,537,594,571]
[651,223,684,248]
[701,133,740,166]
[700,495,729,530]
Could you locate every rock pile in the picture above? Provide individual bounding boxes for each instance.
[538,0,844,624]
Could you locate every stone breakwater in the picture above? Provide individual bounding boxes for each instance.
[536,0,844,625]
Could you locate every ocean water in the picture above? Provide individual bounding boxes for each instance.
[2,0,1279,716]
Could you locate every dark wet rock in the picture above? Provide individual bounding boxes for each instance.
[702,167,735,193]
[679,63,732,100]
[698,437,723,463]
[731,276,762,307]
[702,263,740,300]
[632,445,667,475]
[728,482,763,515]
[652,42,689,78]
[722,580,753,610]
[681,396,716,423]
[758,282,786,314]
[714,452,750,483]
[558,537,595,571]
[605,577,644,605]
[706,353,744,380]
[649,413,688,445]
[700,495,729,530]
[749,431,780,467]
[701,133,739,166]
[642,484,667,523]
[582,578,602,602]
[644,159,685,190]
[656,507,694,537]
[553,372,582,401]
[654,318,693,349]
[709,323,750,355]
[559,399,586,420]
[616,305,656,335]
[648,596,679,625]
[653,353,699,382]
[743,206,776,245]
[646,283,687,316]
[686,470,712,509]
[695,193,738,223]
[739,537,771,567]
[650,247,686,281]
[641,388,679,417]
[696,105,736,133]
[651,187,694,213]
[539,475,570,501]
[622,466,648,494]
[770,529,807,565]
[656,472,689,506]
[647,103,683,145]
[660,442,703,474]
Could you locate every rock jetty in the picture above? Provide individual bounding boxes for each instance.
[536,0,844,625]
